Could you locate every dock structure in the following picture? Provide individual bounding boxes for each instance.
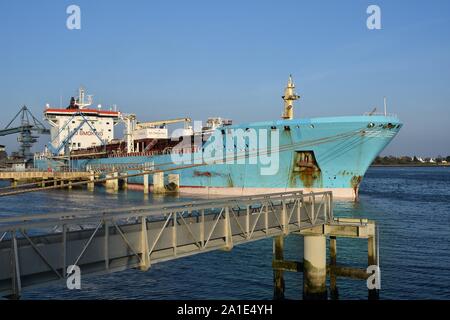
[0,166,181,196]
[0,170,93,181]
[0,191,378,299]
[0,170,95,189]
[272,218,379,299]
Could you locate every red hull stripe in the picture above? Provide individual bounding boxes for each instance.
[44,108,119,116]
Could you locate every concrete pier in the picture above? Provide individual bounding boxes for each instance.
[105,173,119,191]
[113,172,119,192]
[105,174,113,190]
[303,235,327,299]
[88,171,95,191]
[153,172,165,194]
[143,173,149,194]
[0,191,379,299]
[0,171,91,181]
[0,191,326,297]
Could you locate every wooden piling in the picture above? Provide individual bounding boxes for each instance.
[329,236,338,299]
[368,232,380,300]
[273,235,285,300]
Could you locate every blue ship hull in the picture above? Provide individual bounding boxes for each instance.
[36,115,401,199]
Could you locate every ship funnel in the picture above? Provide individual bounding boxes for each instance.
[281,74,300,120]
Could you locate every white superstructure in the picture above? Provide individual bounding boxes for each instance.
[44,88,120,155]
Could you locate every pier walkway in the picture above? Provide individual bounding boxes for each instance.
[0,170,92,180]
[0,191,377,299]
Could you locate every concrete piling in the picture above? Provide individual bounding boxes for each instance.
[113,172,119,192]
[153,172,165,194]
[143,173,149,194]
[105,173,118,191]
[88,171,95,191]
[105,174,112,189]
[303,235,327,299]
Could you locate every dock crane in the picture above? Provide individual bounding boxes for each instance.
[135,117,192,130]
[0,106,50,161]
[121,116,192,153]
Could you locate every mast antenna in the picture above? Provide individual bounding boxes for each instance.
[281,75,300,120]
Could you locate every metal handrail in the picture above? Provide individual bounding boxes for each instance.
[363,112,398,117]
[0,191,333,232]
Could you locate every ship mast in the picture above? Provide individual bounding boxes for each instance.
[281,75,300,120]
[77,87,93,109]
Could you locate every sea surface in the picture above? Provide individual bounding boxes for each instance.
[1,167,449,300]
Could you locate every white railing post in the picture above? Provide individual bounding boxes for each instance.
[172,213,177,256]
[246,205,250,239]
[140,216,150,271]
[224,207,233,250]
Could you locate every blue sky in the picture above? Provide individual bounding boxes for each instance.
[0,0,449,156]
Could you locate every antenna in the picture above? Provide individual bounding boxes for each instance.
[384,97,387,116]
[281,75,300,120]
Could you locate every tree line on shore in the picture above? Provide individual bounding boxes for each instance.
[373,155,450,165]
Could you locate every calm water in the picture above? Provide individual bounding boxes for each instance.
[1,167,449,300]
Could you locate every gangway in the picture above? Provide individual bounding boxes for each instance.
[0,191,333,297]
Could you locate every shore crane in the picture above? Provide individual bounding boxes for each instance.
[121,115,192,153]
[135,117,192,130]
[0,106,50,161]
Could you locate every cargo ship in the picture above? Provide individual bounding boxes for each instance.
[34,76,402,200]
